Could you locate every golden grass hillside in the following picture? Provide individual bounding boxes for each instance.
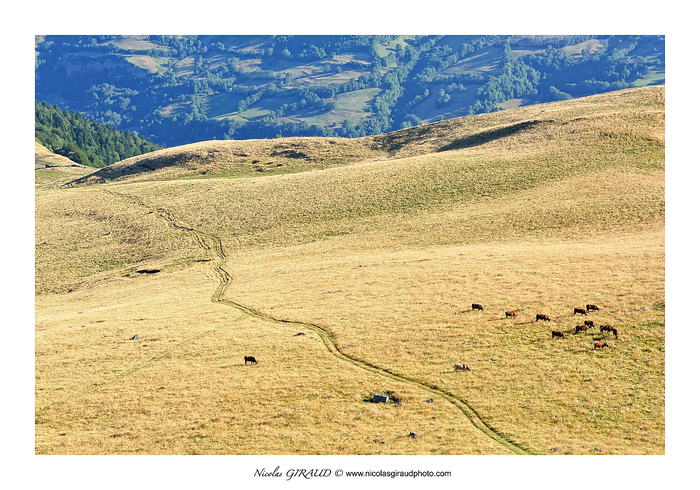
[35,142,92,185]
[36,86,664,455]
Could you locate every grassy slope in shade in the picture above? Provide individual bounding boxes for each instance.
[35,86,664,455]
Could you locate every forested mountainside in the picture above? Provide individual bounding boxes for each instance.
[35,101,164,167]
[35,35,664,148]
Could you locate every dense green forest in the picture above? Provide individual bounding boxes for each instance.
[35,35,664,149]
[35,101,164,167]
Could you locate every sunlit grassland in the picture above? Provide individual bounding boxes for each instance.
[35,143,92,184]
[35,87,664,455]
[35,262,510,455]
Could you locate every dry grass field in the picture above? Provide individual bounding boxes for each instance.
[35,87,664,456]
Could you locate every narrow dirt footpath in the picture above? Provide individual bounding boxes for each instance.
[47,188,534,455]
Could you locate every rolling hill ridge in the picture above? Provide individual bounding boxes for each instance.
[35,86,664,456]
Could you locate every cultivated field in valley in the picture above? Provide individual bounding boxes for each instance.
[35,87,665,455]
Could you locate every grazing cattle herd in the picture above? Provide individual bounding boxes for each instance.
[452,301,619,373]
[449,301,620,374]
[245,302,620,371]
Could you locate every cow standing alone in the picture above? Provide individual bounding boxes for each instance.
[244,356,258,364]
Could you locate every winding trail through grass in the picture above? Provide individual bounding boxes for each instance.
[47,188,534,454]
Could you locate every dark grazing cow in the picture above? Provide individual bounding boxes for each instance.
[612,328,619,339]
[244,356,258,365]
[535,314,551,322]
[586,304,600,311]
[472,303,484,311]
[584,320,594,327]
[505,310,517,318]
[552,330,565,339]
[574,324,591,334]
[593,341,609,350]
[454,363,471,372]
[600,325,614,333]
[574,307,587,315]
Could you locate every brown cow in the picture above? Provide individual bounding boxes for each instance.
[593,341,609,350]
[612,328,619,339]
[574,307,587,315]
[454,363,471,372]
[244,356,258,364]
[574,325,591,334]
[552,330,565,339]
[505,311,517,318]
[600,324,614,333]
[584,320,594,327]
[535,314,551,322]
[586,304,600,311]
[472,303,484,311]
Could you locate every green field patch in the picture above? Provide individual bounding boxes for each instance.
[412,85,481,122]
[511,48,546,59]
[126,55,166,74]
[157,102,189,117]
[439,47,503,78]
[98,36,161,52]
[236,105,271,120]
[561,39,605,58]
[372,36,416,58]
[632,71,665,87]
[496,98,530,111]
[204,93,247,119]
[279,88,380,128]
[254,52,373,87]
[295,69,367,88]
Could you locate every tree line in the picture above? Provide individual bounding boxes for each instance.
[35,101,164,167]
